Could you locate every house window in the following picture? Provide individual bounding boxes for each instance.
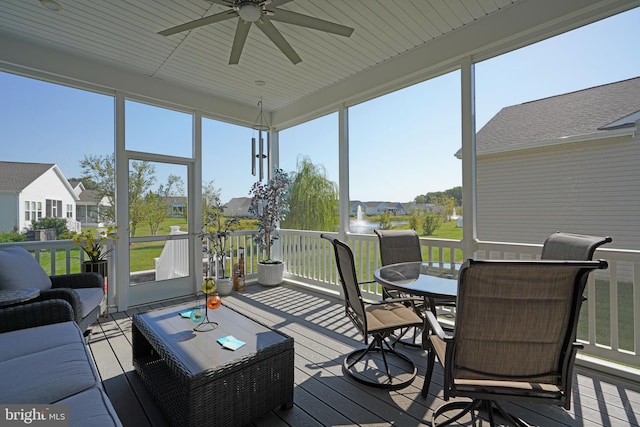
[46,199,63,217]
[66,204,73,218]
[24,201,41,222]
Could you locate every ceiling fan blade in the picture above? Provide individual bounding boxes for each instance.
[270,9,354,37]
[269,0,295,7]
[207,0,235,6]
[158,10,236,36]
[229,19,252,65]
[255,18,302,64]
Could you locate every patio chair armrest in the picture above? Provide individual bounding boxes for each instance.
[425,310,452,341]
[51,272,103,289]
[34,288,83,324]
[0,299,75,333]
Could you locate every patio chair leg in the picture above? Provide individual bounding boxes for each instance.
[491,401,531,427]
[343,334,417,390]
[421,343,436,397]
[432,400,481,426]
[346,339,378,369]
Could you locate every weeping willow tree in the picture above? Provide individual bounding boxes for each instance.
[282,157,338,231]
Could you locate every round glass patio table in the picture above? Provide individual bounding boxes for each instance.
[374,262,458,310]
[374,262,458,348]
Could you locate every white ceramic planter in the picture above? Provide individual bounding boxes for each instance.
[216,277,233,296]
[257,261,285,286]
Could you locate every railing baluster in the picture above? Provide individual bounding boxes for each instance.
[610,260,619,351]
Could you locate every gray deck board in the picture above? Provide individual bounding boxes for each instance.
[88,283,640,426]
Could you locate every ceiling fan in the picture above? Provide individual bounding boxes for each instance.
[158,0,355,65]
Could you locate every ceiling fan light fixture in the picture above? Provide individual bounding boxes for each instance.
[237,2,261,23]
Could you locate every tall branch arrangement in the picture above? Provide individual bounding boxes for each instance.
[248,168,293,262]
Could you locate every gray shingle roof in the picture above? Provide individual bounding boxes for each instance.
[469,76,640,156]
[77,188,100,203]
[223,197,252,217]
[0,161,55,192]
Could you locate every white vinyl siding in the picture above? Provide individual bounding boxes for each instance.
[476,135,640,250]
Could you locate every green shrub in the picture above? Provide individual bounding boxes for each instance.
[422,212,442,235]
[31,217,69,239]
[0,231,27,243]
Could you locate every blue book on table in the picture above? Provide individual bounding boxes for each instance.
[217,335,246,350]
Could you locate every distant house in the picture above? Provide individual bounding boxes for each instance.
[351,201,420,216]
[456,76,640,249]
[69,180,111,225]
[223,197,253,217]
[165,196,187,218]
[0,161,78,233]
[401,202,436,215]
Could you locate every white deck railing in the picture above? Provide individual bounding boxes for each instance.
[154,226,189,281]
[2,232,639,376]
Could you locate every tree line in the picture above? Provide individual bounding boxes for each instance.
[78,154,460,237]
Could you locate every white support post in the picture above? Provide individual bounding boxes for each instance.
[461,57,478,259]
[114,92,129,312]
[270,130,282,261]
[192,111,203,291]
[338,105,350,241]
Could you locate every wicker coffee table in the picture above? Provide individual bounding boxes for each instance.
[132,302,294,427]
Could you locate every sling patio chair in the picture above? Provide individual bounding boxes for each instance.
[321,234,423,389]
[422,258,608,426]
[541,231,612,261]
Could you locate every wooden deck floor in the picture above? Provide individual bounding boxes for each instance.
[88,283,640,427]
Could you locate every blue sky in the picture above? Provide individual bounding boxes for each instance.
[1,7,639,203]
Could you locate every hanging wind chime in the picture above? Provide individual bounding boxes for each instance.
[251,99,269,181]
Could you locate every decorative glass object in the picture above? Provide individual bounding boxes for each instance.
[190,305,205,324]
[193,278,221,332]
[207,294,221,310]
[202,277,216,294]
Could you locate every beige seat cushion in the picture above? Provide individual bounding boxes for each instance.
[366,302,422,333]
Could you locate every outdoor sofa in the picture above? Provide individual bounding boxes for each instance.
[0,299,122,426]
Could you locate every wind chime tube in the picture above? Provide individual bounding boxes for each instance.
[251,137,256,176]
[259,131,264,181]
[266,134,270,177]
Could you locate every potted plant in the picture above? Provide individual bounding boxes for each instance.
[199,205,239,296]
[248,168,293,286]
[68,225,118,290]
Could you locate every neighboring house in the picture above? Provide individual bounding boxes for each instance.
[223,197,252,217]
[456,76,640,250]
[366,201,407,216]
[350,201,367,217]
[401,202,436,215]
[69,180,110,225]
[351,201,435,216]
[0,161,78,233]
[165,196,187,218]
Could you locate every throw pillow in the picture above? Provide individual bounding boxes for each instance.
[0,246,52,291]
